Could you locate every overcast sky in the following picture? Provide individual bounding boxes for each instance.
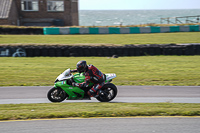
[79,0,200,10]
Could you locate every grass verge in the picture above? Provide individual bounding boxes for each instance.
[0,23,199,28]
[0,103,200,121]
[0,32,200,45]
[0,56,200,86]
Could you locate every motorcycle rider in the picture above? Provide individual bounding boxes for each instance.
[71,60,105,98]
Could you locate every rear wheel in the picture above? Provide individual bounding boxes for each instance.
[96,83,117,102]
[47,87,68,102]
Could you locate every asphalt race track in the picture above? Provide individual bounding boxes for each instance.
[1,86,200,133]
[0,117,200,133]
[0,86,200,104]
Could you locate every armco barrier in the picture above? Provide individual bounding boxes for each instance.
[1,25,199,35]
[43,25,200,35]
[1,44,200,57]
[43,28,60,35]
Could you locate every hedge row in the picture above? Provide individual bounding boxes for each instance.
[0,28,43,34]
[1,44,200,57]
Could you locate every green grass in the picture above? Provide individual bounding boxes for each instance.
[0,32,200,45]
[0,23,199,28]
[0,103,199,120]
[0,56,200,86]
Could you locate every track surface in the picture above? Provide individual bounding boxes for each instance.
[1,86,200,133]
[1,117,200,133]
[0,86,200,104]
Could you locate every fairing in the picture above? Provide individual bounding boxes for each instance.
[54,69,117,100]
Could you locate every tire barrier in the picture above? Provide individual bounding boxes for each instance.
[0,46,26,57]
[0,28,43,34]
[0,44,200,57]
[44,25,200,35]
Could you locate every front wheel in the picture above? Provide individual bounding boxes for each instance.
[47,87,68,102]
[96,83,117,102]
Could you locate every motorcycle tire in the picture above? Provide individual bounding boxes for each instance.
[47,87,68,102]
[96,83,117,102]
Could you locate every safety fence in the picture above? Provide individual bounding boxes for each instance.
[43,25,200,35]
[0,25,199,35]
[1,44,200,57]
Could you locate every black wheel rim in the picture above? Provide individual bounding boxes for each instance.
[99,87,115,101]
[51,89,65,100]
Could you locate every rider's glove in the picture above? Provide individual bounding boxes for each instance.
[72,82,79,87]
[71,69,77,73]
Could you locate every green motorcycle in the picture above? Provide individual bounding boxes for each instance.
[47,69,117,102]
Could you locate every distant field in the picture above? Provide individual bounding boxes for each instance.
[0,32,200,45]
[0,56,200,86]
